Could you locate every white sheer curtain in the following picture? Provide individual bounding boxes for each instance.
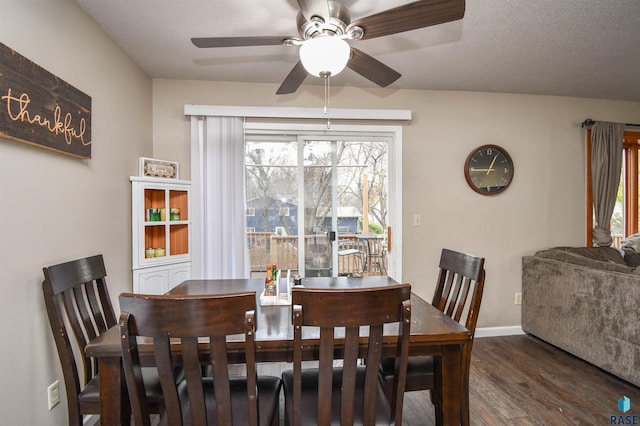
[190,116,249,279]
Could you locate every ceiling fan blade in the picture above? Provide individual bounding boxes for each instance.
[347,48,401,88]
[191,36,288,48]
[349,0,465,40]
[276,61,308,95]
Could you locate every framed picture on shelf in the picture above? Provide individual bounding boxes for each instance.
[139,157,179,179]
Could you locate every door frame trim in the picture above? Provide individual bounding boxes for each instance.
[189,107,406,282]
[245,122,403,282]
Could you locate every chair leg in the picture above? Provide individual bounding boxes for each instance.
[461,384,470,426]
[432,356,444,426]
[461,358,471,426]
[432,390,443,426]
[460,344,472,426]
[382,376,394,403]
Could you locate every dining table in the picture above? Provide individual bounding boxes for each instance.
[85,275,471,425]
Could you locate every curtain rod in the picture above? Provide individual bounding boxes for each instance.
[581,118,640,129]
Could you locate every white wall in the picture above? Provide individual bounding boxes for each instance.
[0,0,152,424]
[2,2,639,424]
[152,79,640,328]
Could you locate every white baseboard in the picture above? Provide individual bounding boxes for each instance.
[475,325,524,338]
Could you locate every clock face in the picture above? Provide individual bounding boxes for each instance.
[464,145,514,195]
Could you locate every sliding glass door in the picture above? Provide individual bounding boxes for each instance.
[245,133,390,278]
[301,140,335,277]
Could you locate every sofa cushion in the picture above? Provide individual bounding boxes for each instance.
[621,233,640,267]
[558,246,625,264]
[623,248,640,267]
[622,232,640,253]
[534,247,633,274]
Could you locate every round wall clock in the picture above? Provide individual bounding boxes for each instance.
[464,144,514,195]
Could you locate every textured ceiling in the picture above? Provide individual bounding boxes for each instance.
[73,0,640,101]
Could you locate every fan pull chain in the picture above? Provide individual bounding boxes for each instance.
[322,71,331,129]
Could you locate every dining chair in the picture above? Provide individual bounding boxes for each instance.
[378,248,485,426]
[281,283,412,426]
[42,254,164,426]
[361,235,387,274]
[119,291,282,426]
[337,238,364,276]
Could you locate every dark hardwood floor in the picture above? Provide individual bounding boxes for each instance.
[150,334,639,425]
[464,334,640,425]
[267,334,640,425]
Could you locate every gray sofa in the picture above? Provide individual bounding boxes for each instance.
[522,246,640,387]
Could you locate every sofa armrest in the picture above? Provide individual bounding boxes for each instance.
[522,255,640,387]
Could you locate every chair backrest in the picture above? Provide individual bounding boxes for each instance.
[361,235,386,256]
[119,291,259,426]
[290,283,412,426]
[42,254,116,424]
[431,248,485,335]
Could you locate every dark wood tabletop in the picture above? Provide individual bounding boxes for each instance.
[85,276,470,425]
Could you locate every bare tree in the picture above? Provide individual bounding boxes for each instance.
[365,144,388,230]
[245,139,387,235]
[245,144,296,235]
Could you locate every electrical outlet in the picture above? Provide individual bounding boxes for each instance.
[47,380,60,410]
[515,292,522,305]
[413,214,421,227]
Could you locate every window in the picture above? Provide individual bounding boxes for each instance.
[244,128,398,278]
[587,130,640,247]
[246,207,255,216]
[617,131,640,239]
[279,207,290,216]
[186,106,407,280]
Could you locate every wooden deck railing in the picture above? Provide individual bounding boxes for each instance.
[612,234,622,249]
[247,232,378,276]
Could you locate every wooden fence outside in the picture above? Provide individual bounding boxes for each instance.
[612,234,622,249]
[247,232,375,276]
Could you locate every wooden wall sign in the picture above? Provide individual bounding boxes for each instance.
[0,43,92,159]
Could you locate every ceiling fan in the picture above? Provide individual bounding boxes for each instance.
[191,0,465,95]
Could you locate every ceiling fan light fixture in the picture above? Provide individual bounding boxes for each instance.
[299,36,350,77]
